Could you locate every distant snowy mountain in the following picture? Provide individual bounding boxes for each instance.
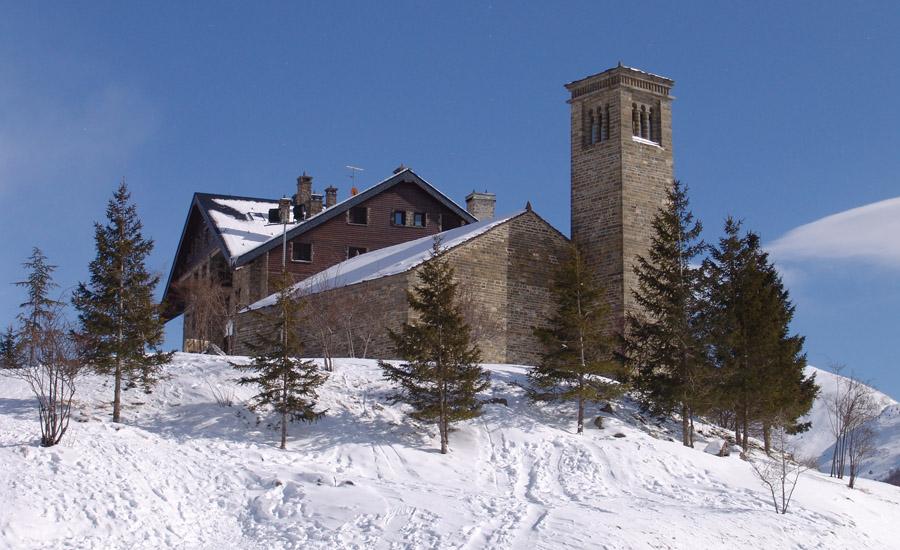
[789,366,900,482]
[1,354,899,549]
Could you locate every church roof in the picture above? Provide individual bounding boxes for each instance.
[244,210,527,312]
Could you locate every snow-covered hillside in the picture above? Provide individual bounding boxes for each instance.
[2,354,899,549]
[790,366,900,481]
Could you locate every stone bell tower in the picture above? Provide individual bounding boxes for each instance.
[565,64,675,332]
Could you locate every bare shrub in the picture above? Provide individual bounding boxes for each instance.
[826,364,881,483]
[748,416,811,514]
[207,381,236,407]
[177,277,231,353]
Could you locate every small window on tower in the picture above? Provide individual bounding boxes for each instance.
[291,242,312,263]
[348,206,368,225]
[392,210,406,226]
[413,212,426,227]
[348,246,367,258]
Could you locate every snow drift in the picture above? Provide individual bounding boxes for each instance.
[1,354,898,549]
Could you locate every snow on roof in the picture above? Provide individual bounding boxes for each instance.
[206,197,284,260]
[246,211,524,311]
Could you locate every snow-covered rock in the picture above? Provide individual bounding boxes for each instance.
[1,354,898,549]
[703,439,730,457]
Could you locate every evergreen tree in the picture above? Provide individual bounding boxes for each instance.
[14,248,82,446]
[16,248,62,369]
[704,218,818,452]
[1,325,19,369]
[72,181,171,423]
[234,275,327,450]
[380,238,490,454]
[530,243,625,434]
[625,180,709,447]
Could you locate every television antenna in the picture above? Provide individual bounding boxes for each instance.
[345,165,365,190]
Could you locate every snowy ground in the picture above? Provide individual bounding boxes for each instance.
[1,354,899,549]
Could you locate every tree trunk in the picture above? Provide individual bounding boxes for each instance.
[763,423,771,456]
[280,370,288,449]
[681,403,690,447]
[577,396,585,434]
[741,412,749,452]
[688,412,695,447]
[113,359,122,423]
[439,370,448,454]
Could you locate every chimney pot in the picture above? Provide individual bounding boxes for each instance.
[295,173,313,207]
[324,185,338,208]
[309,193,324,216]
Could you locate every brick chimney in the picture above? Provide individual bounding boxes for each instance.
[324,185,338,208]
[465,191,496,220]
[309,193,323,216]
[294,173,312,208]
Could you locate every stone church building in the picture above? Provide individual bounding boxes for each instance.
[162,64,674,363]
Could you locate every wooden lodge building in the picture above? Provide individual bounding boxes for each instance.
[162,167,483,352]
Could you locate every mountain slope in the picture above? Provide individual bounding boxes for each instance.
[1,354,898,549]
[790,366,900,481]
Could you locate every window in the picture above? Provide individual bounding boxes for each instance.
[291,242,312,262]
[348,206,368,225]
[413,212,426,227]
[392,210,406,226]
[348,246,367,258]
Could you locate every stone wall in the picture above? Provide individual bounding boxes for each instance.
[505,210,567,365]
[233,211,569,365]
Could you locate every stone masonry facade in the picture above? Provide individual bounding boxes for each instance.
[566,65,674,333]
[234,210,568,365]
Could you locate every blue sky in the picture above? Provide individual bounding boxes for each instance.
[1,2,898,397]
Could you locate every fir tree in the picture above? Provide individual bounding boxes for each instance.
[625,180,709,447]
[72,181,171,423]
[234,274,327,450]
[704,219,818,452]
[380,238,490,454]
[1,325,19,370]
[530,243,624,434]
[16,248,62,369]
[14,248,82,446]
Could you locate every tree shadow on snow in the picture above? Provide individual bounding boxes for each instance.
[0,397,37,420]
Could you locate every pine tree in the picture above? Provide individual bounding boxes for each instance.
[1,325,19,369]
[703,217,764,449]
[704,219,818,452]
[234,274,327,450]
[380,238,490,454]
[72,180,171,423]
[625,180,709,447]
[530,243,625,434]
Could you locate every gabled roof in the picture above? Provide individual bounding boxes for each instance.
[245,210,528,311]
[231,168,476,267]
[161,168,476,315]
